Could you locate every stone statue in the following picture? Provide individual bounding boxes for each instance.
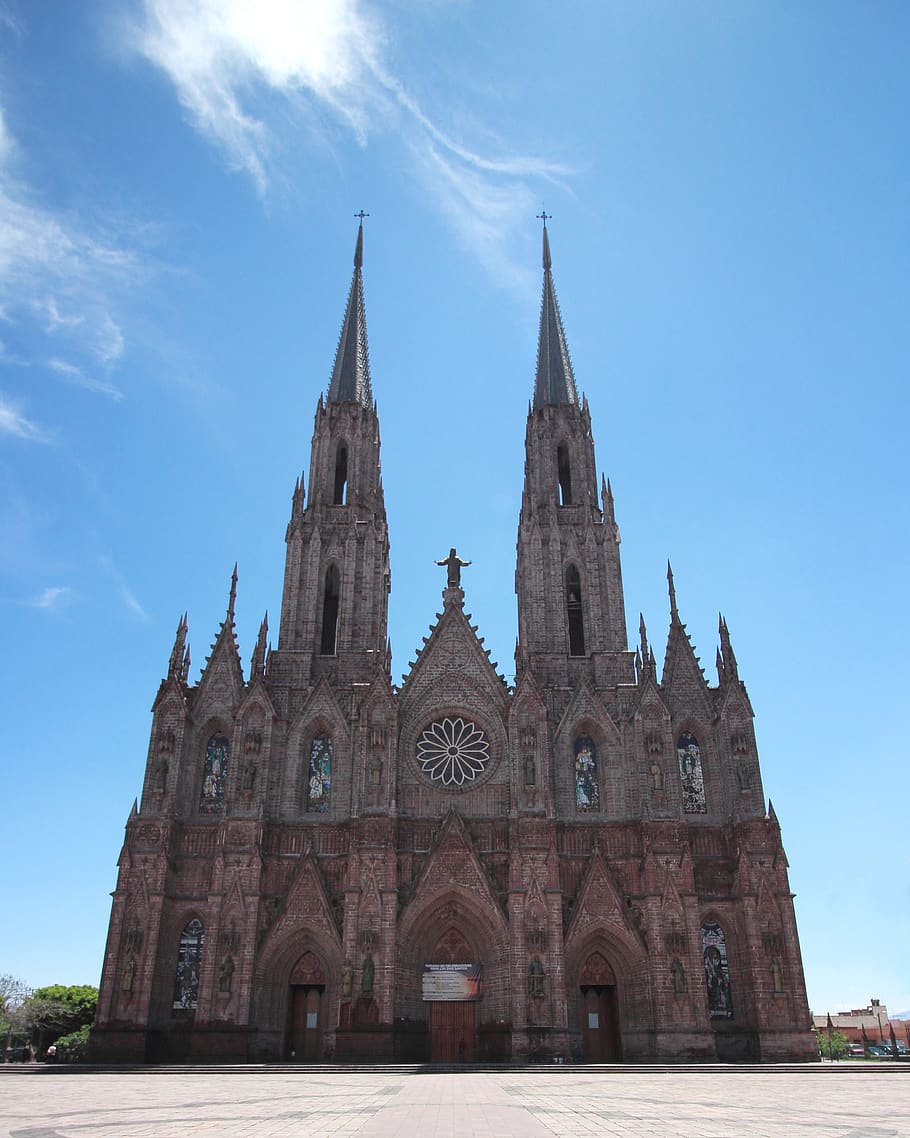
[650,763,664,791]
[527,956,545,999]
[524,754,536,786]
[341,960,353,998]
[770,957,783,993]
[219,956,234,994]
[154,759,168,792]
[241,763,257,792]
[436,547,471,588]
[361,952,375,995]
[670,957,686,994]
[121,956,136,993]
[369,754,383,787]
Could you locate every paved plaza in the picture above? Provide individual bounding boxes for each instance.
[1,1064,908,1138]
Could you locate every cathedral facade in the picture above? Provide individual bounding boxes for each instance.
[92,224,815,1064]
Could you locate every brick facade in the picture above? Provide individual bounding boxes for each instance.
[91,228,816,1063]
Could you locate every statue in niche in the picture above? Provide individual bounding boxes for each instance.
[154,759,168,792]
[121,956,136,993]
[241,762,257,792]
[770,957,783,993]
[650,763,664,791]
[736,762,752,791]
[219,956,234,994]
[527,956,545,999]
[361,952,375,995]
[524,754,536,786]
[436,547,471,588]
[670,957,686,995]
[341,960,353,998]
[369,754,383,787]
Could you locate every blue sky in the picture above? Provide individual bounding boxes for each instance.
[1,1,907,1018]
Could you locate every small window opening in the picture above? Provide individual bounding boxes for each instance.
[566,566,586,656]
[320,566,340,655]
[557,443,572,505]
[333,445,348,505]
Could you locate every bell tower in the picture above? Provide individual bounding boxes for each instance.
[274,221,390,688]
[515,221,631,689]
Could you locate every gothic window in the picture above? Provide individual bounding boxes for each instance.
[677,731,707,813]
[557,443,572,505]
[173,918,204,1009]
[702,920,734,1018]
[306,734,332,812]
[198,733,229,814]
[333,444,348,505]
[320,565,340,654]
[574,735,599,812]
[566,566,586,656]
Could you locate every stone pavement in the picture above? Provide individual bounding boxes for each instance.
[1,1064,908,1138]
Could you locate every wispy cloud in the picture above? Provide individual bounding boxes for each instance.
[48,357,124,401]
[133,0,569,285]
[26,585,75,611]
[100,556,150,622]
[0,392,49,442]
[0,101,139,388]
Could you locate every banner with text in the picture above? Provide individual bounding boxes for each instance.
[421,963,483,1001]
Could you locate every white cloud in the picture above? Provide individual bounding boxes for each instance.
[48,357,124,401]
[134,0,569,285]
[100,556,150,622]
[27,585,74,611]
[0,392,48,442]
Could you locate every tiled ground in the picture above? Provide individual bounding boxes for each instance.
[1,1065,908,1138]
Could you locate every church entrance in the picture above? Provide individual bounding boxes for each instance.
[285,951,326,1061]
[579,952,622,1062]
[430,1000,475,1062]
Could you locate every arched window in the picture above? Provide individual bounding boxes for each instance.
[677,731,707,813]
[306,734,332,813]
[702,920,734,1018]
[173,918,204,1009]
[574,735,599,812]
[199,733,229,814]
[566,566,586,656]
[333,444,348,505]
[557,443,572,505]
[320,566,340,655]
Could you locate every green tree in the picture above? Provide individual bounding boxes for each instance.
[7,984,98,1056]
[815,1028,848,1060]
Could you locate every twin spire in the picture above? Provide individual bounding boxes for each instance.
[329,214,578,411]
[327,217,373,408]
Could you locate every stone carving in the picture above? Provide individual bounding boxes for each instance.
[527,956,546,999]
[436,547,471,588]
[219,956,234,994]
[121,956,136,993]
[670,957,686,994]
[361,952,375,994]
[341,960,353,998]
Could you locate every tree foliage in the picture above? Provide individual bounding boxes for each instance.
[815,1028,848,1060]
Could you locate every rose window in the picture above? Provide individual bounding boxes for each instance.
[416,717,490,786]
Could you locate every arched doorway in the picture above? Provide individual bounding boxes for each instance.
[427,927,477,1062]
[286,951,326,1061]
[579,951,622,1061]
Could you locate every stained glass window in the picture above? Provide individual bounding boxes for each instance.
[306,735,332,812]
[702,920,733,1018]
[677,731,707,814]
[173,918,204,1010]
[199,733,229,814]
[574,735,599,812]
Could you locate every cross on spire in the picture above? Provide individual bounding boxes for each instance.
[537,209,551,227]
[354,210,370,224]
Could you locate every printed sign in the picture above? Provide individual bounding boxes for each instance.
[422,963,483,1001]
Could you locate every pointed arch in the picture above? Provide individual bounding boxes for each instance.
[332,442,349,505]
[701,917,734,1019]
[566,564,586,656]
[320,564,340,655]
[677,729,707,814]
[173,917,204,1009]
[557,441,572,505]
[198,731,230,815]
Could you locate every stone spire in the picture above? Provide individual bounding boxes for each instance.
[327,218,373,407]
[167,613,188,681]
[533,219,579,409]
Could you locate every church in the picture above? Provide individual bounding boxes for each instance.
[91,222,815,1064]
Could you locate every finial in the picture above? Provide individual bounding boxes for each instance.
[537,210,552,270]
[353,211,369,269]
[639,613,648,660]
[228,562,238,621]
[168,613,188,679]
[667,560,678,619]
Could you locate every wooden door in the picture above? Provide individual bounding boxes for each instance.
[581,986,621,1062]
[430,1001,475,1062]
[288,985,324,1061]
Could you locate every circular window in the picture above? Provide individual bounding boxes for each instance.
[416,717,490,786]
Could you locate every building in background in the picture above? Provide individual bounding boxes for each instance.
[92,224,815,1063]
